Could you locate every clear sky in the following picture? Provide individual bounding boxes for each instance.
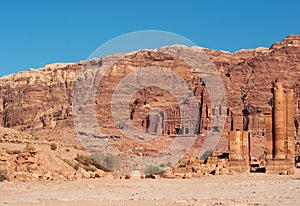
[0,0,299,77]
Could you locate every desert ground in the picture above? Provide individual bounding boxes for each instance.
[1,171,300,206]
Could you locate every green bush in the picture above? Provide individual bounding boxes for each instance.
[144,165,161,175]
[50,143,57,151]
[91,153,120,172]
[73,163,80,170]
[75,154,95,166]
[0,170,8,182]
[102,155,119,171]
[63,159,80,170]
[75,153,119,172]
[82,165,97,172]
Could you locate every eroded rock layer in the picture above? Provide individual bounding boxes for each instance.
[1,35,300,152]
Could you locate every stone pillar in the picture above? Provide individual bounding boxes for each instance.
[266,83,295,175]
[171,122,175,135]
[229,131,243,160]
[285,89,295,160]
[283,90,287,155]
[232,112,244,131]
[265,113,273,159]
[229,130,250,173]
[242,131,250,161]
[273,82,286,159]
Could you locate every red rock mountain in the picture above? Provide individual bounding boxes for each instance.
[0,34,300,158]
[1,35,300,137]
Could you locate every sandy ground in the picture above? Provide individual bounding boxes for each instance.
[1,170,300,206]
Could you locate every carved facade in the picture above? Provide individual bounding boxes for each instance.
[134,85,212,137]
[228,82,295,174]
[265,82,295,174]
[144,104,201,136]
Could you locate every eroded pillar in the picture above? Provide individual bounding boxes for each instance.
[229,131,243,160]
[242,131,250,161]
[273,82,286,159]
[285,89,295,160]
[265,113,273,159]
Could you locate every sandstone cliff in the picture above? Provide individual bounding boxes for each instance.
[1,35,300,138]
[1,34,300,180]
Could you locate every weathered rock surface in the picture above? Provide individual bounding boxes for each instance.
[1,34,300,180]
[1,35,300,135]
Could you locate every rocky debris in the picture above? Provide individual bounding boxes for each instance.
[1,146,108,182]
[0,127,31,144]
[74,168,92,179]
[161,151,230,179]
[1,143,39,181]
[0,126,109,182]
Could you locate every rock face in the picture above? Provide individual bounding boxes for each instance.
[209,34,300,138]
[0,63,81,130]
[1,35,300,160]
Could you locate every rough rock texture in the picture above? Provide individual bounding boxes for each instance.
[1,34,300,180]
[0,125,109,182]
[0,62,81,130]
[1,35,300,136]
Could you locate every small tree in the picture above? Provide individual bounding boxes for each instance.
[50,143,57,151]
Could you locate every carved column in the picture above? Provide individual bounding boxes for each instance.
[229,131,243,160]
[285,89,295,160]
[242,131,250,161]
[273,82,286,159]
[265,113,273,159]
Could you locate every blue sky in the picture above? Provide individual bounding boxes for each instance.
[0,0,299,77]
